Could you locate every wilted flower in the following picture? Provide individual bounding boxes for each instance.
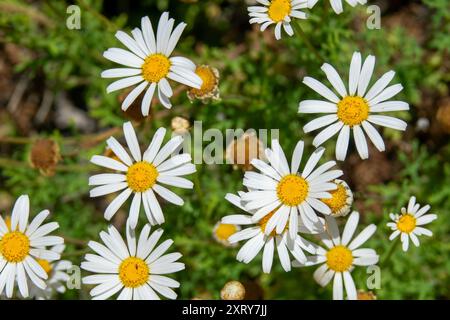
[220,280,246,300]
[225,132,265,171]
[29,138,61,176]
[171,116,191,134]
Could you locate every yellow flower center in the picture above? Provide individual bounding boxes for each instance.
[276,174,309,206]
[321,183,348,215]
[214,223,238,241]
[259,209,287,236]
[396,214,416,234]
[37,259,53,276]
[126,161,159,192]
[0,231,30,263]
[118,257,150,288]
[337,96,369,126]
[326,245,353,272]
[268,0,291,23]
[141,54,171,83]
[190,66,217,97]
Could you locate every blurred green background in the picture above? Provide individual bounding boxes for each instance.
[0,0,449,299]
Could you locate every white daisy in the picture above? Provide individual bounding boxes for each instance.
[387,196,437,252]
[29,244,73,300]
[222,193,322,273]
[308,0,367,14]
[89,121,196,229]
[82,224,184,300]
[212,221,241,247]
[0,195,64,298]
[248,0,309,40]
[241,139,343,238]
[298,51,409,161]
[101,12,202,115]
[293,211,378,300]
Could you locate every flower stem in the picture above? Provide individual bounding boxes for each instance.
[380,238,400,267]
[292,20,325,63]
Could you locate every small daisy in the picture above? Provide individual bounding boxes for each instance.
[29,244,73,300]
[82,224,184,300]
[299,51,409,161]
[387,196,437,252]
[212,221,241,247]
[308,0,367,14]
[187,65,220,103]
[248,0,309,40]
[89,121,196,229]
[320,179,353,217]
[0,195,64,298]
[101,12,202,115]
[293,211,378,300]
[222,193,321,273]
[241,139,343,238]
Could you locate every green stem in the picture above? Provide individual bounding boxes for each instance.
[193,169,204,211]
[380,238,400,267]
[292,20,325,63]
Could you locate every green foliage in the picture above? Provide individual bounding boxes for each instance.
[0,0,449,299]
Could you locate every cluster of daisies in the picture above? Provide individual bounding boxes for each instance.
[0,7,438,301]
[215,139,436,299]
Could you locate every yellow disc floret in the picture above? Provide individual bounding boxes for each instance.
[321,183,349,215]
[190,66,217,97]
[326,245,353,272]
[397,214,416,234]
[276,174,309,206]
[337,96,369,126]
[214,223,238,242]
[259,208,287,236]
[118,257,150,288]
[0,231,30,263]
[268,0,291,23]
[141,54,171,83]
[126,161,159,192]
[37,259,53,276]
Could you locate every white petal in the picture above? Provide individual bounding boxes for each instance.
[357,55,375,97]
[353,125,369,159]
[321,63,347,97]
[335,125,350,161]
[303,77,340,103]
[348,52,362,95]
[123,121,142,162]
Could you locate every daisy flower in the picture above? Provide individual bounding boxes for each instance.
[248,0,309,40]
[241,139,343,238]
[320,179,353,217]
[101,12,202,115]
[387,196,437,252]
[82,224,184,300]
[308,0,367,14]
[0,195,64,298]
[298,51,409,161]
[293,211,378,300]
[212,221,241,247]
[89,121,196,229]
[222,193,321,273]
[29,244,73,300]
[187,65,221,103]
